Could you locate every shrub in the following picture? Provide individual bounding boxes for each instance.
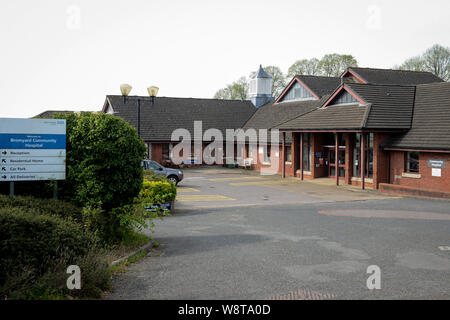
[51,112,147,242]
[0,207,110,299]
[0,208,93,282]
[54,112,147,211]
[140,179,177,205]
[143,169,170,183]
[0,194,83,222]
[1,248,110,300]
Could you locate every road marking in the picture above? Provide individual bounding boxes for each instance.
[177,187,200,193]
[177,194,236,202]
[208,176,265,181]
[438,246,450,251]
[229,179,296,186]
[318,209,450,221]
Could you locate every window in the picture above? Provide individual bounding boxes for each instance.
[353,133,373,178]
[302,133,311,171]
[285,145,292,162]
[405,151,419,173]
[329,91,358,106]
[280,82,315,102]
[149,160,162,171]
[162,144,170,159]
[264,145,271,163]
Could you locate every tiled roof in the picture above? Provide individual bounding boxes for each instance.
[348,67,444,85]
[104,96,256,142]
[277,104,370,130]
[296,75,341,98]
[276,83,417,130]
[243,97,327,130]
[383,82,450,151]
[241,97,327,143]
[346,83,417,129]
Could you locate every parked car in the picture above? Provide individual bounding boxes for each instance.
[142,159,183,185]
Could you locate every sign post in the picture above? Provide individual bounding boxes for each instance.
[0,118,66,196]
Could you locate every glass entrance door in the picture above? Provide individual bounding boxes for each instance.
[328,147,345,178]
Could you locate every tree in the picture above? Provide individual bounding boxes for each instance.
[287,58,320,77]
[213,77,249,100]
[213,87,232,100]
[423,44,450,81]
[230,77,249,100]
[396,55,426,72]
[262,65,287,97]
[213,53,359,100]
[318,53,358,77]
[396,44,450,81]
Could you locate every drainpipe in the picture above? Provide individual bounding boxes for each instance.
[387,150,391,184]
[281,132,285,178]
[300,133,304,180]
[361,132,365,190]
[335,132,339,186]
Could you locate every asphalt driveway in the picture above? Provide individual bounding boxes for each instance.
[105,167,450,300]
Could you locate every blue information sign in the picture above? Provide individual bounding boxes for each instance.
[0,134,66,149]
[0,118,66,182]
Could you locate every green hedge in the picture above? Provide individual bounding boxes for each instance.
[0,194,83,222]
[0,208,92,280]
[0,207,110,299]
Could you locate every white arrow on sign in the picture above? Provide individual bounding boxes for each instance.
[1,164,65,173]
[1,157,65,165]
[0,149,66,157]
[0,172,66,181]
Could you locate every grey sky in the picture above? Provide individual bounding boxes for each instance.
[1,0,449,118]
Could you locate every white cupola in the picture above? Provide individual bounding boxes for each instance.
[249,65,273,107]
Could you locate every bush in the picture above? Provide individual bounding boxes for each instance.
[0,208,93,281]
[140,179,177,205]
[54,112,147,211]
[51,112,147,242]
[143,169,170,183]
[0,207,110,299]
[0,194,83,222]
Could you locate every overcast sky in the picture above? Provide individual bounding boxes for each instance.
[1,0,449,118]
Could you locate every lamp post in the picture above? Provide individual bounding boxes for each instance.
[147,86,159,106]
[120,84,132,103]
[120,84,159,138]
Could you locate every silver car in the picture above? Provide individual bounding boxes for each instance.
[142,160,183,185]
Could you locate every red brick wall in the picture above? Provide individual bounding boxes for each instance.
[390,151,450,193]
[379,183,450,199]
[250,144,283,175]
